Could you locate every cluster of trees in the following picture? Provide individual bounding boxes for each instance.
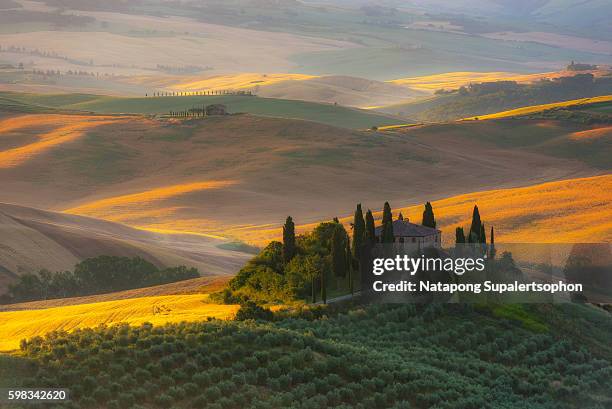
[223,202,442,304]
[168,104,228,118]
[17,302,612,409]
[2,256,199,304]
[223,217,352,304]
[454,205,493,246]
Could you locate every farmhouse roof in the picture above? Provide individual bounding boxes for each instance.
[374,219,440,237]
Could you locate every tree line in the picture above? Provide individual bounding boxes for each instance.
[220,201,493,305]
[2,256,200,304]
[148,90,254,97]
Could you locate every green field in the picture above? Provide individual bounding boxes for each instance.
[0,92,406,129]
[6,303,611,409]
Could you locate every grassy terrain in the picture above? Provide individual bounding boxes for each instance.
[5,303,611,408]
[0,92,405,129]
[0,294,238,351]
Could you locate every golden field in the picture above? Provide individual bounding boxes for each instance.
[169,73,317,92]
[0,294,239,351]
[462,95,612,120]
[389,70,603,93]
[239,175,612,246]
[395,174,612,245]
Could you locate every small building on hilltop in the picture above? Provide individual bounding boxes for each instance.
[375,215,441,247]
[205,104,227,116]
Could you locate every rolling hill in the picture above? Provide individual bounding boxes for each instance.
[138,73,424,108]
[0,111,604,248]
[0,91,407,129]
[0,202,251,292]
[374,72,612,122]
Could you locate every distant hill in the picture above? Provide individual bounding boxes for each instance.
[0,91,407,129]
[247,75,424,108]
[376,72,612,122]
[0,202,250,292]
[155,73,424,108]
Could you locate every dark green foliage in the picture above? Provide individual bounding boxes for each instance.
[421,202,436,228]
[235,302,274,321]
[381,221,394,244]
[382,202,392,226]
[331,224,348,278]
[490,226,496,258]
[346,236,354,296]
[380,202,395,244]
[228,220,352,303]
[17,303,612,409]
[283,216,296,263]
[365,210,376,245]
[480,223,487,244]
[468,205,482,243]
[4,256,199,303]
[455,227,466,244]
[351,204,365,260]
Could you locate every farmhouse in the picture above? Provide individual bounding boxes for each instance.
[375,215,441,248]
[206,104,227,116]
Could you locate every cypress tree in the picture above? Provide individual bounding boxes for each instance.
[352,203,365,260]
[480,223,486,244]
[382,202,392,226]
[381,221,394,244]
[331,226,347,278]
[352,204,365,260]
[422,202,436,228]
[282,216,296,263]
[490,226,496,258]
[365,210,376,244]
[455,227,466,244]
[381,202,394,244]
[346,235,353,295]
[468,205,482,243]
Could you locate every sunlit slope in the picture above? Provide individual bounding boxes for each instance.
[0,92,405,130]
[0,294,238,351]
[168,73,318,92]
[396,174,612,244]
[157,74,424,108]
[462,95,612,120]
[65,181,237,226]
[243,175,612,246]
[0,114,123,168]
[0,277,230,312]
[389,70,605,92]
